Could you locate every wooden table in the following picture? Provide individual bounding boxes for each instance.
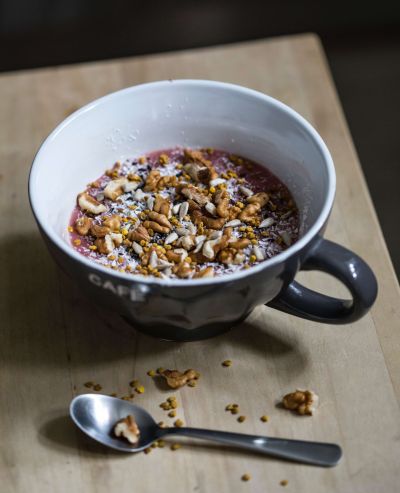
[1,34,399,493]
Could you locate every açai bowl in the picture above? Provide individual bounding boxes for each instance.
[29,80,377,341]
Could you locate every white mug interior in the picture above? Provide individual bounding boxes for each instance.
[29,80,335,284]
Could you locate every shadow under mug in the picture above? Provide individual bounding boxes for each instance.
[29,80,378,341]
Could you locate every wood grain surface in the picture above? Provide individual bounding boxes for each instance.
[0,34,399,493]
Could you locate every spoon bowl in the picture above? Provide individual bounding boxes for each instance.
[70,394,342,466]
[70,393,159,452]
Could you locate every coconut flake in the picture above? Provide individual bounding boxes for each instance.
[239,185,253,197]
[161,267,172,277]
[209,230,223,240]
[123,181,140,193]
[195,235,207,245]
[281,210,293,219]
[157,259,174,270]
[149,250,158,268]
[147,196,155,211]
[202,240,217,259]
[187,222,197,234]
[281,231,292,246]
[134,189,147,201]
[132,242,143,255]
[210,178,226,187]
[253,245,265,261]
[225,219,241,227]
[179,202,189,220]
[259,217,274,228]
[205,202,217,216]
[165,232,178,244]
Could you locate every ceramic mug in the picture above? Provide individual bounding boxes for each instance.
[29,80,377,341]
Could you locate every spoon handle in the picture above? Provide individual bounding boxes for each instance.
[161,427,342,467]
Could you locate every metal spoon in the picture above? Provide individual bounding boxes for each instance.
[70,394,342,467]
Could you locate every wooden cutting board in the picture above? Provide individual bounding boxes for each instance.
[0,34,399,493]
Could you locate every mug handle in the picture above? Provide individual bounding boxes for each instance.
[266,237,378,324]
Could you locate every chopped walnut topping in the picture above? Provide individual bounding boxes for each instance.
[114,415,140,445]
[128,225,150,243]
[229,238,251,250]
[180,184,210,207]
[144,169,161,192]
[282,389,319,415]
[90,223,111,238]
[173,262,193,278]
[103,214,121,231]
[202,216,226,229]
[214,189,230,218]
[95,234,115,254]
[153,195,171,216]
[148,211,172,230]
[104,178,128,200]
[110,233,123,247]
[184,162,210,183]
[184,148,218,180]
[247,192,269,207]
[70,148,299,279]
[157,175,179,190]
[74,216,92,235]
[77,192,107,215]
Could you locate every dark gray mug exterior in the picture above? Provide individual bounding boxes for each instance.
[38,218,377,341]
[29,81,378,341]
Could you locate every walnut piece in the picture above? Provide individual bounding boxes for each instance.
[184,148,218,180]
[193,266,215,278]
[90,223,111,238]
[247,192,269,207]
[161,369,200,389]
[153,195,171,216]
[104,178,128,200]
[77,192,107,215]
[173,262,194,278]
[143,220,170,234]
[103,214,121,231]
[239,192,270,223]
[180,184,210,207]
[184,162,210,183]
[157,175,179,190]
[218,248,236,264]
[114,415,140,445]
[128,225,150,243]
[282,389,319,416]
[95,234,115,254]
[214,189,230,218]
[239,203,260,222]
[202,216,226,229]
[165,250,182,263]
[144,170,161,192]
[229,238,251,250]
[74,216,92,235]
[148,211,172,229]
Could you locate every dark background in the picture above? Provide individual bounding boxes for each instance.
[1,0,399,276]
